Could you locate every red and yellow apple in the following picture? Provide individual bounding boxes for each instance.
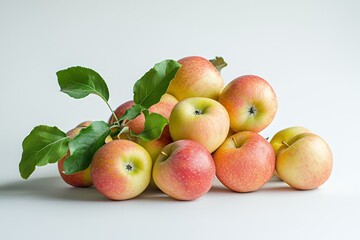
[218,75,278,133]
[109,93,178,137]
[57,122,93,188]
[276,132,333,190]
[167,56,224,100]
[169,97,230,153]
[91,140,152,200]
[213,131,275,192]
[152,140,215,200]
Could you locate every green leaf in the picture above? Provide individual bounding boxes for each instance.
[209,56,227,72]
[118,104,146,122]
[131,111,168,141]
[57,66,110,101]
[133,60,181,109]
[63,121,110,174]
[19,126,69,179]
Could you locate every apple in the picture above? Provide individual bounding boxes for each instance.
[128,95,177,135]
[109,93,178,138]
[108,100,134,127]
[91,140,152,200]
[57,122,93,188]
[166,56,224,101]
[270,126,310,153]
[169,97,230,153]
[152,140,215,200]
[276,132,333,190]
[269,126,310,181]
[213,131,275,192]
[218,75,278,133]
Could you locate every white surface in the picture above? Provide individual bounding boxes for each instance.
[1,0,359,239]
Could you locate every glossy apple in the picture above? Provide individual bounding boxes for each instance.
[169,97,230,153]
[276,132,333,190]
[91,140,152,200]
[57,122,93,188]
[213,131,275,192]
[152,140,215,200]
[167,56,224,100]
[218,75,278,132]
[270,126,310,153]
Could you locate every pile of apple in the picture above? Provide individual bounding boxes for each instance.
[58,56,333,201]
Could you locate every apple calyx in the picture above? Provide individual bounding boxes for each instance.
[248,106,257,116]
[125,162,135,172]
[194,109,203,115]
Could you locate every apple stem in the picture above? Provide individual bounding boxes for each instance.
[232,137,239,148]
[282,141,290,147]
[160,151,168,157]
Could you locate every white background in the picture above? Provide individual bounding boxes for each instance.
[1,0,359,239]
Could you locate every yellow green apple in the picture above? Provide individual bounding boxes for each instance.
[276,132,333,190]
[270,126,310,153]
[169,97,230,153]
[213,131,275,192]
[218,75,278,132]
[166,56,224,100]
[91,140,152,200]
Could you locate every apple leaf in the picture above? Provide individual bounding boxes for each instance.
[63,121,110,174]
[19,126,69,179]
[118,104,146,122]
[209,57,227,72]
[57,66,110,101]
[133,59,181,109]
[131,111,168,141]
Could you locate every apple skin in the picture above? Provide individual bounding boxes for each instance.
[152,140,215,200]
[57,123,93,188]
[270,126,310,153]
[213,131,275,192]
[218,75,278,133]
[169,97,230,153]
[276,132,333,190]
[91,140,152,200]
[167,56,224,101]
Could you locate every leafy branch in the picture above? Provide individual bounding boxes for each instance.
[19,59,181,178]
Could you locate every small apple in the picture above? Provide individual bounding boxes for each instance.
[169,97,230,153]
[270,126,310,153]
[213,131,275,192]
[109,100,134,126]
[276,132,333,190]
[270,126,310,181]
[129,93,178,161]
[109,93,178,138]
[57,122,93,188]
[218,75,278,133]
[166,56,224,100]
[152,140,215,200]
[91,140,152,200]
[128,95,177,135]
